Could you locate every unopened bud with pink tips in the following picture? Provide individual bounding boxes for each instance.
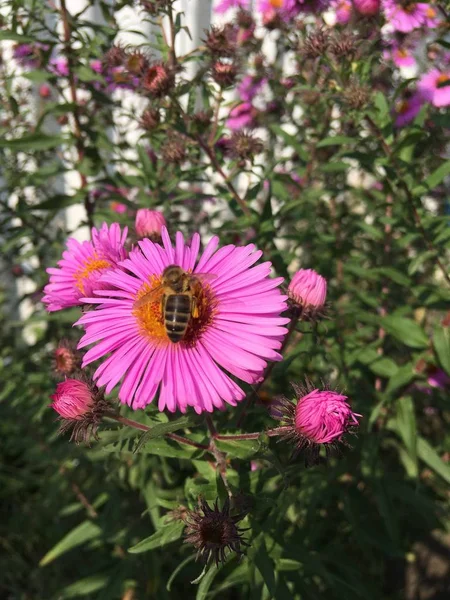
[353,0,380,15]
[50,379,94,419]
[288,268,327,319]
[135,209,166,239]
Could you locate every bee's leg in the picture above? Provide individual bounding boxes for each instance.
[161,294,165,319]
[191,296,199,319]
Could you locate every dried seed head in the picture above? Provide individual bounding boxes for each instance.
[104,45,127,68]
[204,24,236,57]
[126,50,149,75]
[161,134,186,164]
[330,33,358,60]
[342,81,371,109]
[229,131,263,160]
[53,340,80,375]
[302,28,329,59]
[140,107,161,131]
[211,61,239,87]
[184,497,249,565]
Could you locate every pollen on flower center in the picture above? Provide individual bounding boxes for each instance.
[437,74,450,86]
[74,256,111,294]
[132,274,217,347]
[270,0,284,7]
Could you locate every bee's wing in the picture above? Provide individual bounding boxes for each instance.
[192,272,217,284]
[133,284,165,309]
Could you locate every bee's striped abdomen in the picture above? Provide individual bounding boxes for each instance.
[164,294,191,343]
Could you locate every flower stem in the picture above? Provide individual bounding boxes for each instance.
[107,413,209,451]
[215,427,291,442]
[205,415,232,497]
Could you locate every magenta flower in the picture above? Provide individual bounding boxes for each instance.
[394,95,423,126]
[333,0,352,23]
[418,69,450,107]
[215,0,250,12]
[49,57,69,77]
[238,76,267,103]
[90,59,103,74]
[50,379,94,419]
[423,3,440,27]
[427,368,450,388]
[354,0,380,14]
[258,0,300,22]
[110,201,128,214]
[77,228,289,413]
[288,269,327,318]
[43,223,128,312]
[135,209,166,238]
[226,102,255,130]
[270,383,361,463]
[389,44,416,68]
[382,1,433,33]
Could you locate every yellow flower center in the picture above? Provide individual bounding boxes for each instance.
[437,74,450,85]
[270,0,284,8]
[397,100,410,114]
[74,255,111,294]
[396,48,409,58]
[426,7,436,18]
[132,274,217,347]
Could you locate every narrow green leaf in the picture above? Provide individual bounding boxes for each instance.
[382,316,429,349]
[424,160,450,190]
[134,414,200,453]
[417,437,450,484]
[316,135,355,148]
[196,563,222,600]
[59,574,109,598]
[216,437,262,459]
[128,521,185,554]
[0,133,65,151]
[39,521,101,566]
[394,397,418,477]
[433,326,450,376]
[167,555,196,591]
[252,536,276,596]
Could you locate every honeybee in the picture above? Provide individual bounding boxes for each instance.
[133,265,215,343]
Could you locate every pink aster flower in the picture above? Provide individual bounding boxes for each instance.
[418,69,450,107]
[49,57,69,77]
[258,0,299,23]
[50,379,94,419]
[423,3,440,26]
[135,209,166,239]
[90,59,103,74]
[110,201,128,214]
[43,223,128,312]
[215,0,250,12]
[394,94,423,126]
[332,0,352,23]
[354,0,380,14]
[427,368,450,388]
[226,102,255,130]
[389,44,416,68]
[238,76,267,103]
[288,268,327,319]
[270,383,361,464]
[77,228,289,414]
[382,1,430,33]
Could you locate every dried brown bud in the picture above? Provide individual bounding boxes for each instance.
[161,134,186,164]
[330,33,358,60]
[236,9,254,30]
[138,0,173,13]
[211,60,238,87]
[302,28,329,59]
[104,45,127,68]
[140,107,160,131]
[142,62,174,97]
[53,340,81,375]
[229,131,263,161]
[204,24,236,57]
[126,50,149,75]
[342,81,371,109]
[184,498,249,565]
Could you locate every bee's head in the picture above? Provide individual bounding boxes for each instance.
[163,265,185,291]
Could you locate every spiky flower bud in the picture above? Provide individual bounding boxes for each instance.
[204,24,236,57]
[184,498,249,565]
[54,341,80,375]
[229,131,263,160]
[135,209,166,240]
[142,63,174,97]
[104,45,127,68]
[288,268,327,320]
[270,383,361,465]
[126,50,149,75]
[50,378,109,444]
[161,134,186,164]
[342,81,371,109]
[211,60,239,87]
[330,33,358,60]
[302,28,329,59]
[140,107,160,131]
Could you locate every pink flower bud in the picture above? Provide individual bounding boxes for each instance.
[353,0,380,16]
[288,269,327,309]
[50,379,94,419]
[295,389,360,445]
[135,209,166,238]
[39,84,51,98]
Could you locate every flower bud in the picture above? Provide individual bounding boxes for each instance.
[288,268,327,319]
[54,341,79,375]
[353,0,380,16]
[135,209,166,239]
[211,60,239,87]
[50,379,94,419]
[142,63,174,97]
[39,83,51,98]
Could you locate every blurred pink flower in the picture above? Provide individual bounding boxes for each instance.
[215,0,250,12]
[90,59,103,74]
[77,228,289,413]
[333,0,352,23]
[50,379,94,419]
[288,269,327,310]
[110,202,128,214]
[43,223,128,311]
[382,1,434,32]
[135,209,166,238]
[427,368,450,388]
[226,102,255,130]
[39,84,52,98]
[394,95,423,127]
[49,57,69,77]
[389,44,416,68]
[258,0,299,22]
[238,76,267,102]
[354,0,380,14]
[418,69,450,107]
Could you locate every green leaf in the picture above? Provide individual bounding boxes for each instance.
[216,437,262,459]
[196,563,222,600]
[39,521,101,566]
[0,133,65,151]
[128,521,185,554]
[424,160,450,190]
[134,414,200,453]
[59,574,109,598]
[394,397,418,477]
[385,362,416,395]
[316,136,355,148]
[417,437,450,484]
[252,536,276,596]
[433,326,450,376]
[167,555,196,591]
[382,316,429,349]
[131,437,202,459]
[0,31,37,42]
[33,193,81,211]
[369,357,398,378]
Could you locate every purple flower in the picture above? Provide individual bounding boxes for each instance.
[394,95,423,127]
[215,0,250,12]
[226,102,255,130]
[382,1,435,33]
[49,57,69,77]
[418,69,450,107]
[238,75,267,102]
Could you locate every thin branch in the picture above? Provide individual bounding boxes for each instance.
[215,427,291,441]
